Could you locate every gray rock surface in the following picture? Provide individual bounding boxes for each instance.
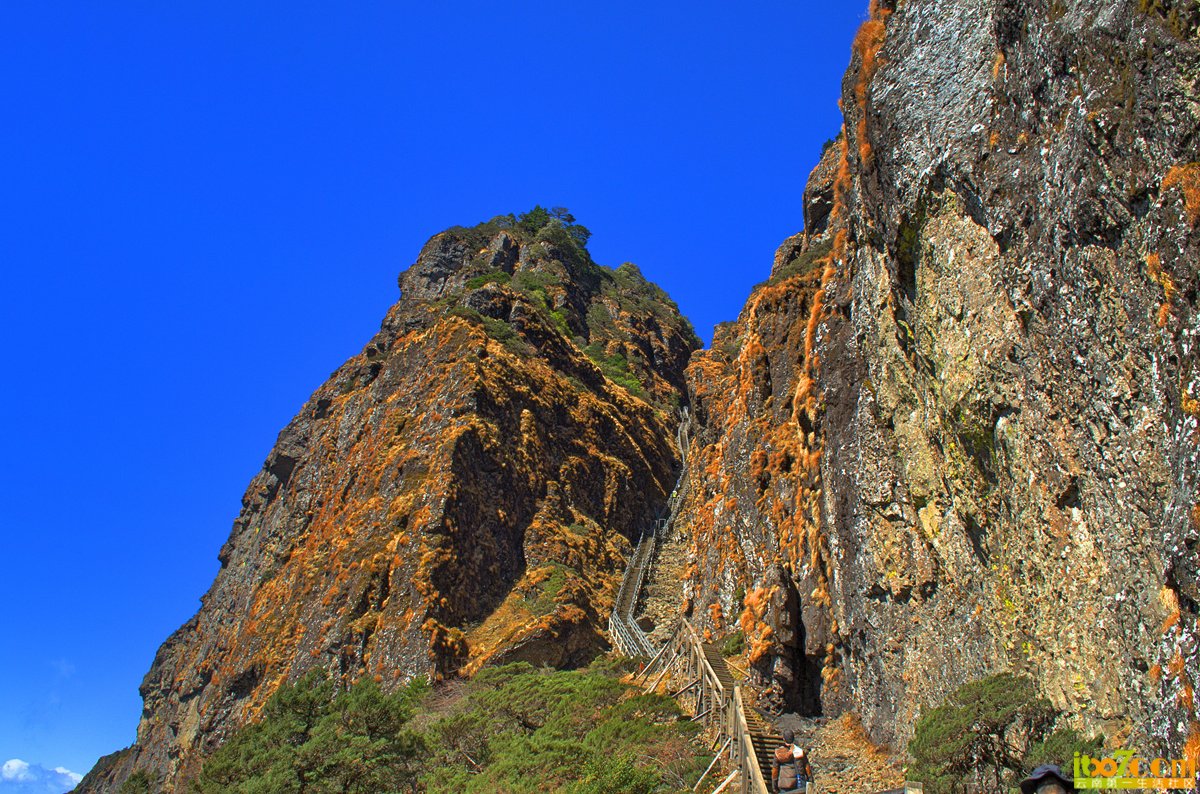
[678,0,1199,759]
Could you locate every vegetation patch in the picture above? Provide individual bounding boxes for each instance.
[193,670,428,793]
[908,673,1102,794]
[720,630,746,657]
[763,238,833,288]
[465,270,512,290]
[583,343,645,397]
[193,661,707,793]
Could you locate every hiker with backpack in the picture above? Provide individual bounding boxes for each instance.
[771,729,814,793]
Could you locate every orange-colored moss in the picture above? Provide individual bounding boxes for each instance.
[1163,611,1183,633]
[1182,391,1200,418]
[1180,680,1195,711]
[1158,296,1174,328]
[851,3,889,167]
[1163,163,1200,225]
[1146,251,1162,277]
[740,586,779,664]
[1144,252,1177,327]
[708,601,724,631]
[1186,722,1200,770]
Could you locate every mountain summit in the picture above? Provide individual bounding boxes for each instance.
[79,209,699,789]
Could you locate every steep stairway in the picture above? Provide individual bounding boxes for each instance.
[702,642,775,784]
[610,412,774,792]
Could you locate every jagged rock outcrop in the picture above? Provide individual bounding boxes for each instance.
[77,213,700,792]
[678,0,1198,764]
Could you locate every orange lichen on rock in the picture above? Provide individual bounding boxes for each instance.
[852,2,890,167]
[1182,390,1200,419]
[1144,251,1178,327]
[740,586,779,664]
[1163,162,1200,225]
[1162,585,1184,634]
[708,601,724,631]
[1146,251,1162,276]
[1180,679,1195,711]
[1169,649,1187,678]
[1186,722,1200,769]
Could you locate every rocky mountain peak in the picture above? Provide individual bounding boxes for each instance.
[77,209,699,791]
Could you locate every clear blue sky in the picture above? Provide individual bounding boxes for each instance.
[0,2,864,781]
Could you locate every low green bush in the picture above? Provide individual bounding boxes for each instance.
[465,270,511,289]
[194,660,705,794]
[908,673,1078,794]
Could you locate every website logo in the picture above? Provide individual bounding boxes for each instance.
[1074,750,1197,790]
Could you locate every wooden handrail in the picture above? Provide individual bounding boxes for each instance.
[612,412,774,792]
[639,619,767,794]
[731,687,769,794]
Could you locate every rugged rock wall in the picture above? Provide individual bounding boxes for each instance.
[679,0,1199,761]
[78,215,699,791]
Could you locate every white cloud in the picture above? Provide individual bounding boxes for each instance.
[0,759,82,793]
[51,769,81,785]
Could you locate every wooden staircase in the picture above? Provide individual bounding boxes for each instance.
[635,620,772,793]
[611,412,775,791]
[701,642,775,785]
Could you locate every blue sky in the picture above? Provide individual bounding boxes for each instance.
[0,2,864,781]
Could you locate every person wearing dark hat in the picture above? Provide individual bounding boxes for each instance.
[772,729,803,793]
[1019,764,1075,794]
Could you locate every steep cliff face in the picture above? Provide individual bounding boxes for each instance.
[80,212,699,791]
[680,0,1199,761]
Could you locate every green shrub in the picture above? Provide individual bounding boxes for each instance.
[465,270,511,289]
[1025,727,1103,771]
[449,305,483,323]
[527,565,569,616]
[720,631,746,657]
[583,344,645,397]
[118,771,153,794]
[908,673,1055,794]
[548,308,572,337]
[422,662,702,793]
[195,661,703,794]
[192,671,427,794]
[564,755,660,794]
[769,238,832,285]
